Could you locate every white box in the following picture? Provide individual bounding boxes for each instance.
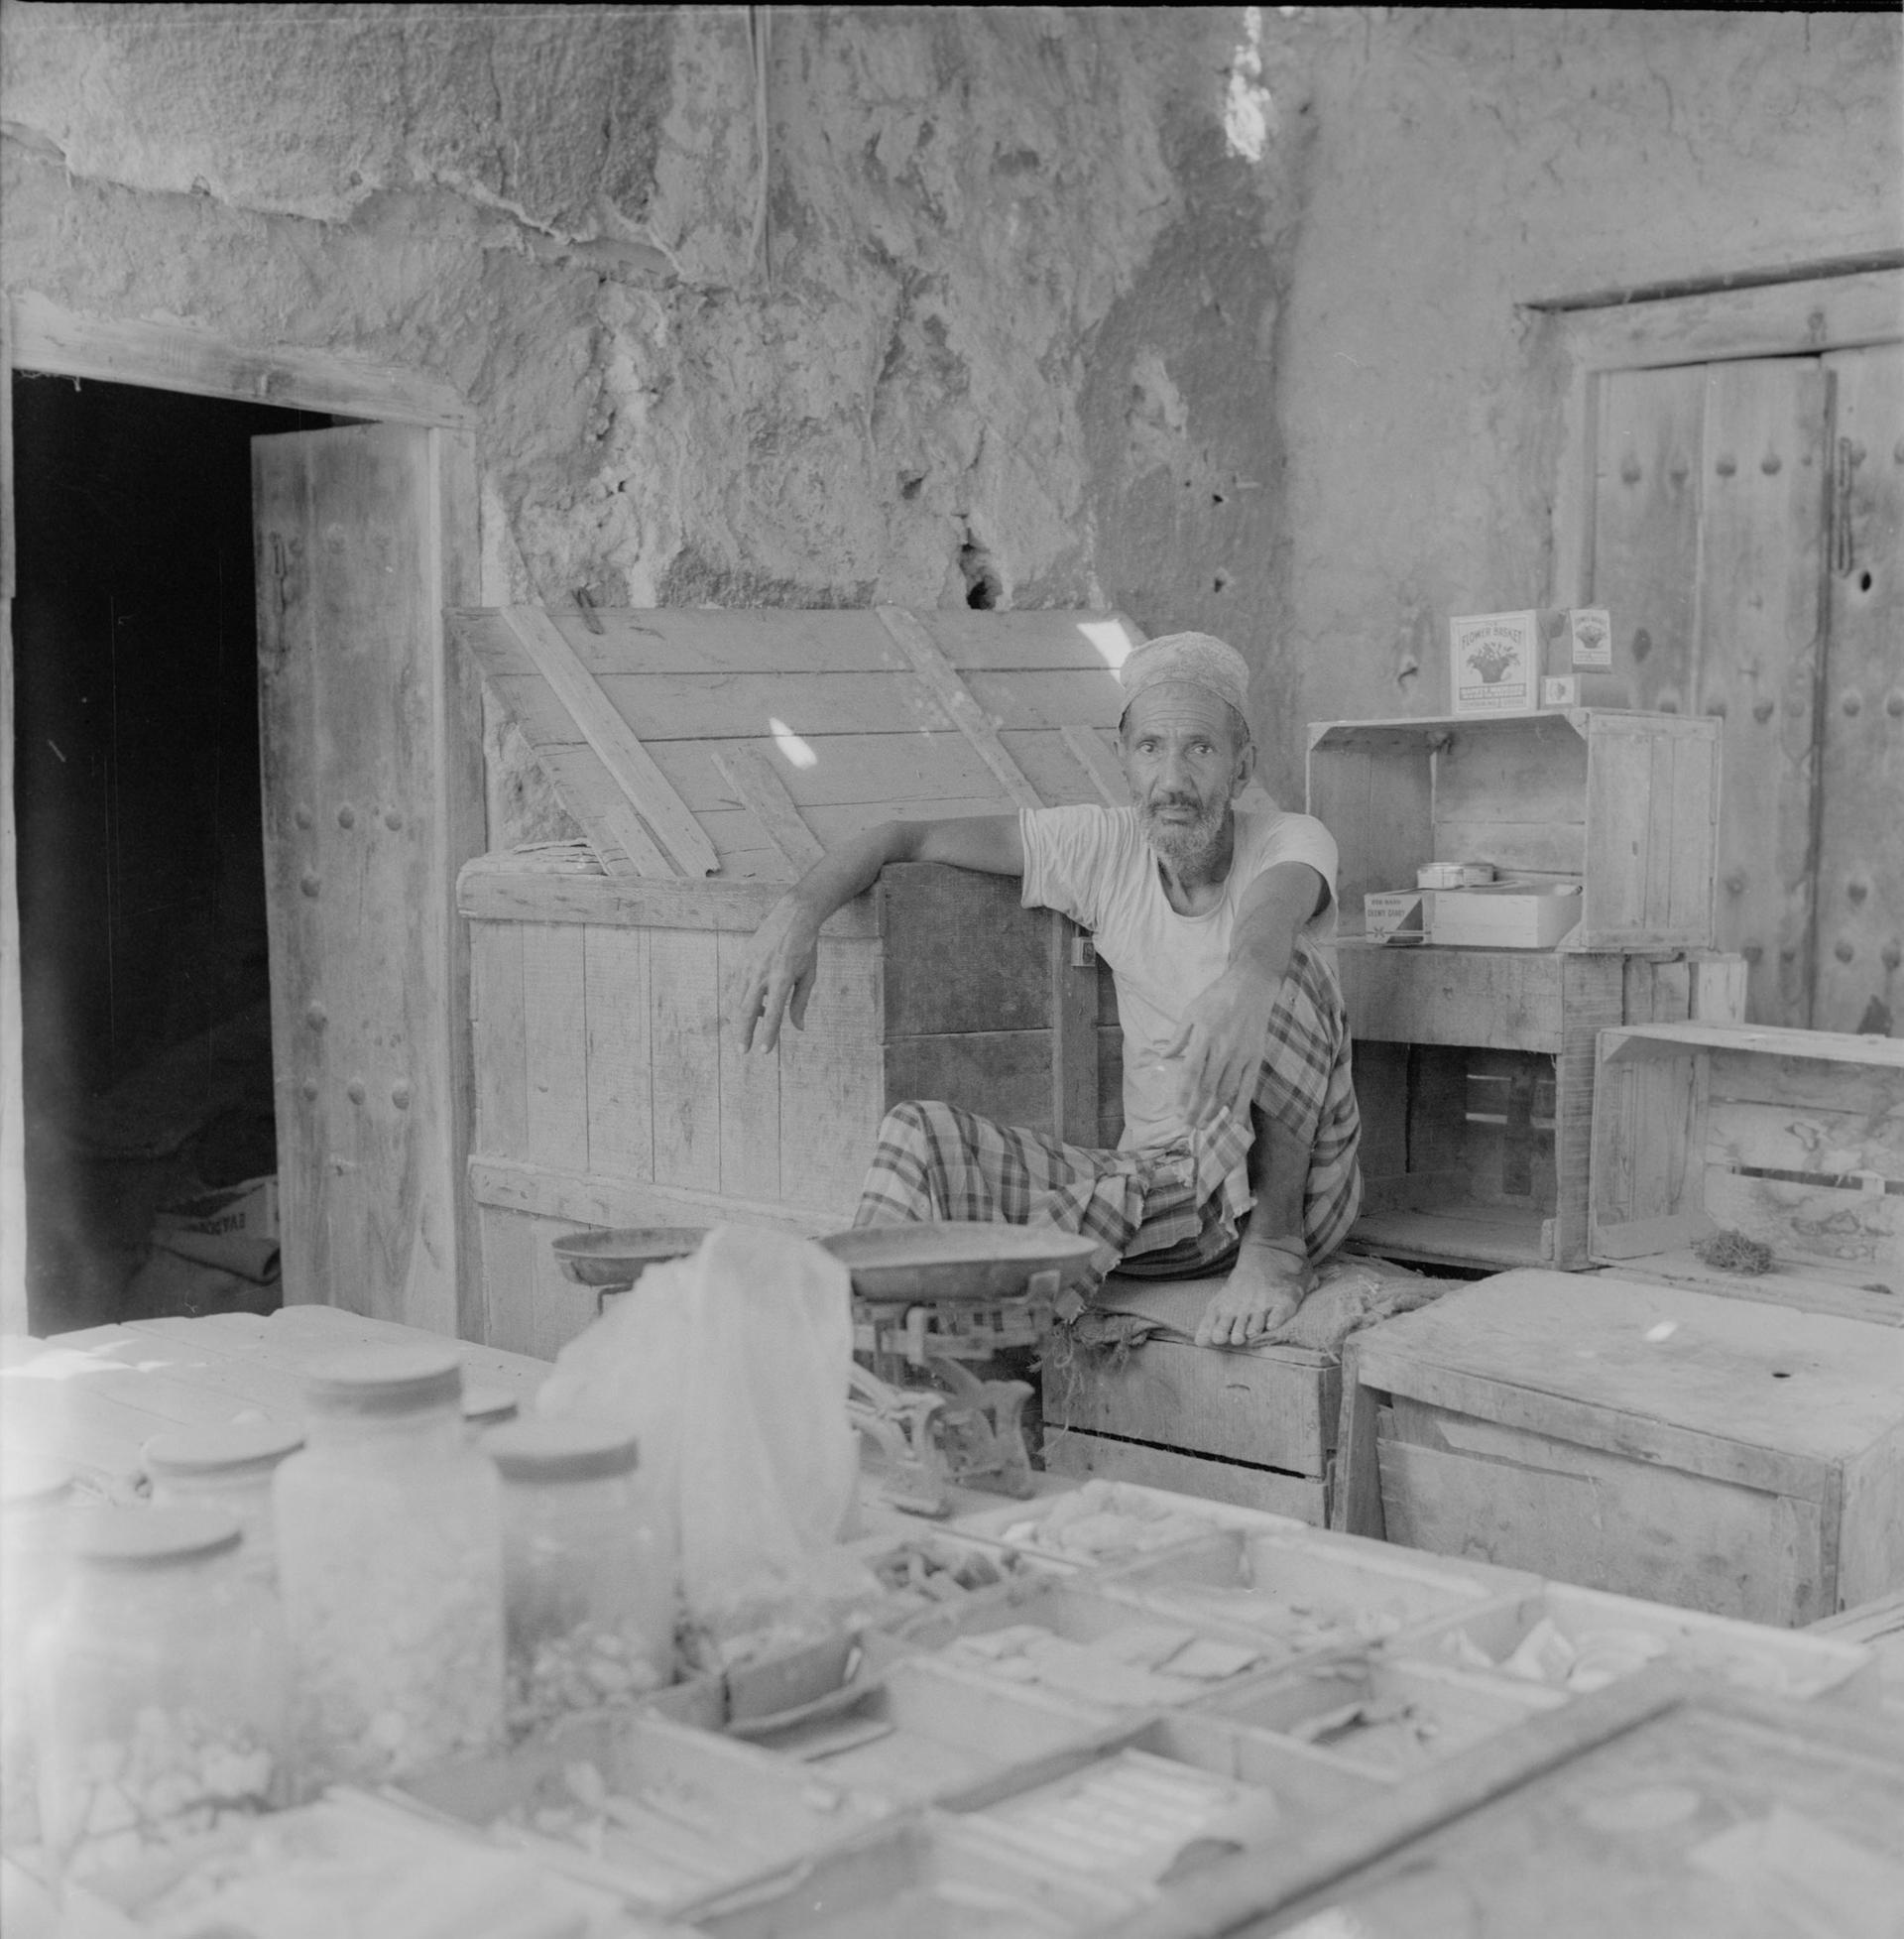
[1429,883,1583,949]
[1365,889,1430,941]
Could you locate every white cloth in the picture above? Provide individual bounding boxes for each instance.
[1019,803,1339,1152]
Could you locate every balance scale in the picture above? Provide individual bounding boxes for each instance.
[552,1223,1100,1518]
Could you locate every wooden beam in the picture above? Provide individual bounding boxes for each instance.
[499,606,719,879]
[876,605,1045,811]
[0,300,24,1335]
[7,293,476,428]
[711,744,827,877]
[1060,723,1128,806]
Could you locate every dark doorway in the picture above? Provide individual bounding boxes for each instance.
[10,375,349,1334]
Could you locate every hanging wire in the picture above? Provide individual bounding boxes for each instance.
[749,4,772,284]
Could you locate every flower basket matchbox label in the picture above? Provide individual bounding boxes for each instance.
[1450,612,1537,714]
[1450,608,1613,715]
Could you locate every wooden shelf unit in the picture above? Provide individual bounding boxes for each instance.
[1308,709,1721,953]
[1340,943,1744,1272]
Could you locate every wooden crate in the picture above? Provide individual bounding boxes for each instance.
[1040,1282,1338,1526]
[1342,946,1745,1272]
[1335,1270,1904,1626]
[462,852,1123,1356]
[451,605,1144,1356]
[1590,1021,1904,1325]
[1307,709,1721,952]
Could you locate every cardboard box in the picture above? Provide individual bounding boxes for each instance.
[1364,889,1430,941]
[1429,882,1583,949]
[1450,609,1615,717]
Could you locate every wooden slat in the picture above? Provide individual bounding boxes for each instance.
[711,744,827,877]
[1337,944,1564,1053]
[1814,340,1904,1034]
[715,928,781,1201]
[1330,1336,1386,1538]
[1582,724,1655,940]
[520,922,590,1177]
[1060,724,1129,806]
[1042,1431,1327,1527]
[457,859,883,938]
[1375,1424,1826,1624]
[8,292,475,428]
[1049,914,1099,1148]
[1698,357,1829,1024]
[468,921,527,1161]
[0,300,20,1337]
[649,929,722,1190]
[467,1155,837,1235]
[499,606,717,878]
[776,936,886,1219]
[1042,1335,1333,1477]
[478,1205,539,1358]
[1590,363,1706,714]
[876,605,1045,810]
[582,926,652,1182]
[1602,1021,1904,1068]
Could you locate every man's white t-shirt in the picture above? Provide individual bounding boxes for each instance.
[1019,804,1339,1153]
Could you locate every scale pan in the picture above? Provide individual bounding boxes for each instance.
[817,1222,1099,1302]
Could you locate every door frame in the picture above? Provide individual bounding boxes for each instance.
[1537,267,1904,609]
[1,295,487,1340]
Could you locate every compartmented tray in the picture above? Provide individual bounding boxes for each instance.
[1092,1525,1531,1670]
[945,1710,1382,1893]
[728,1653,1126,1807]
[692,1812,1144,1936]
[1394,1580,1878,1705]
[892,1577,1278,1711]
[1205,1652,1566,1779]
[843,1528,1079,1630]
[396,1709,893,1919]
[949,1478,1307,1568]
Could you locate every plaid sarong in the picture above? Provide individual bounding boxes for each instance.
[855,937,1362,1280]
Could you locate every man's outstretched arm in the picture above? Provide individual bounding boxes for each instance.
[732,814,1024,1051]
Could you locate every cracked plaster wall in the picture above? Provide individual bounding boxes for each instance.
[3,6,1899,814]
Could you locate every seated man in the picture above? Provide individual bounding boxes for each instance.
[731,631,1362,1348]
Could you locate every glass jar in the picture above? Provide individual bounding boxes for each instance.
[274,1346,504,1790]
[143,1420,303,1585]
[460,1384,519,1442]
[35,1508,285,1883]
[1,1455,73,1851]
[482,1418,674,1738]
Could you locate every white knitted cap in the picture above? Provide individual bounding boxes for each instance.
[1118,631,1250,722]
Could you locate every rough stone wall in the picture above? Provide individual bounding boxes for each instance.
[3,5,1899,809]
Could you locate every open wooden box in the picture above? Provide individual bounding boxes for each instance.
[452,605,1138,1355]
[1308,709,1720,952]
[1590,1021,1904,1323]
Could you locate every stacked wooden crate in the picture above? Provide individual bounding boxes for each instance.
[1309,707,1741,1271]
[451,605,1140,1357]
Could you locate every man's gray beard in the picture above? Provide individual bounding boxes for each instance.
[1142,801,1229,874]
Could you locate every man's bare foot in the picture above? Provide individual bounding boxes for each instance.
[1194,1242,1316,1348]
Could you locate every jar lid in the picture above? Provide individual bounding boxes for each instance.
[143,1420,305,1480]
[461,1385,519,1428]
[482,1417,641,1483]
[0,1451,74,1511]
[71,1507,242,1568]
[302,1345,464,1417]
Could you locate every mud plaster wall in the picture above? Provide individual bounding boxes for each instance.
[4,6,1900,820]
